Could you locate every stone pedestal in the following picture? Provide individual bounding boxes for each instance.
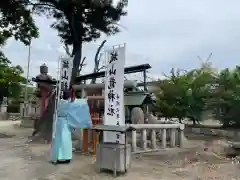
[21,102,32,117]
[0,105,7,113]
[96,143,131,176]
[20,116,35,128]
[0,112,7,120]
[20,100,41,128]
[0,105,7,120]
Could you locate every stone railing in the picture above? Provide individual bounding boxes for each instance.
[8,113,21,121]
[20,103,41,118]
[185,126,240,140]
[20,102,41,128]
[130,123,185,153]
[73,122,185,154]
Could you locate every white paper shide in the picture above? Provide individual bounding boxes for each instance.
[104,46,126,144]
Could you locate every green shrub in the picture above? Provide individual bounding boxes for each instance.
[7,104,20,113]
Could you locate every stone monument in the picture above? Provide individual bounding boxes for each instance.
[0,97,8,120]
[131,107,144,124]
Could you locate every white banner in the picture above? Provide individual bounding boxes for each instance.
[52,56,73,139]
[59,57,73,98]
[104,45,126,144]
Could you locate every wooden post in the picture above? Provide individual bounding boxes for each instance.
[81,88,89,153]
[91,96,96,154]
[83,129,89,153]
[92,114,96,154]
[92,129,96,154]
[94,130,99,154]
[71,88,76,102]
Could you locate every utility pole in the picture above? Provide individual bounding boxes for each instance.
[23,41,31,117]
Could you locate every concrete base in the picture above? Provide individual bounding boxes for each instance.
[20,116,35,128]
[0,105,7,113]
[0,112,7,120]
[96,143,131,176]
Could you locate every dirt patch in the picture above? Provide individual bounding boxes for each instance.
[0,121,240,180]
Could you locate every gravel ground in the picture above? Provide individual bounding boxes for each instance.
[0,121,239,180]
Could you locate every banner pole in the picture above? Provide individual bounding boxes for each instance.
[52,56,62,140]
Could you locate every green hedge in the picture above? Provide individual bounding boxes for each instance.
[7,104,20,113]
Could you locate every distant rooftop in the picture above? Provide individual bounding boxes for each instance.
[124,91,153,106]
[76,63,151,81]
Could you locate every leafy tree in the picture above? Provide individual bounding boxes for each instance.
[156,62,240,128]
[0,0,39,46]
[0,0,39,104]
[210,66,240,127]
[0,52,25,104]
[20,0,128,138]
[156,66,214,124]
[185,68,214,124]
[156,69,189,122]
[29,0,128,84]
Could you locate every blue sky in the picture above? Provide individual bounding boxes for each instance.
[3,0,240,81]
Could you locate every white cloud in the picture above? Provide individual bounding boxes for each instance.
[3,0,240,81]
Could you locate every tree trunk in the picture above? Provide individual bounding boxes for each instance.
[91,40,106,84]
[32,11,84,141]
[0,96,3,105]
[32,41,83,142]
[179,118,182,123]
[192,118,196,125]
[70,42,82,86]
[32,93,56,142]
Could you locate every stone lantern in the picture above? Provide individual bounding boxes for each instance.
[21,64,57,128]
[34,64,56,115]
